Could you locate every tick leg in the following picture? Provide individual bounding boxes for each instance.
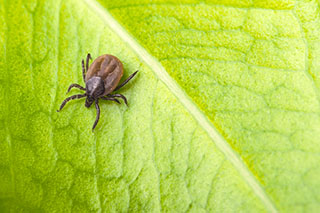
[66,83,86,94]
[86,53,92,73]
[108,94,127,105]
[82,59,86,83]
[92,99,100,131]
[114,70,139,91]
[57,94,86,112]
[101,96,121,104]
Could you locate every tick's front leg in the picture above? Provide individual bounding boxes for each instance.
[57,94,86,112]
[101,96,121,104]
[107,94,127,105]
[92,99,100,131]
[66,84,85,94]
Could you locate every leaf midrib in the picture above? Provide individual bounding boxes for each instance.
[82,0,278,212]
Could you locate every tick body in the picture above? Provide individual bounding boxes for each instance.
[57,53,138,131]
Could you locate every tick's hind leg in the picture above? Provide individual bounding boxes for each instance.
[57,94,86,112]
[86,53,92,72]
[82,59,86,83]
[66,84,85,94]
[115,71,138,91]
[92,99,100,131]
[82,53,92,83]
[107,94,127,105]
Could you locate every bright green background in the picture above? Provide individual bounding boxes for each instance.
[0,0,320,212]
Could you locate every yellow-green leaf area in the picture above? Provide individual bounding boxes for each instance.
[98,0,320,212]
[0,0,270,212]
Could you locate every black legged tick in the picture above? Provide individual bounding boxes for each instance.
[57,53,138,131]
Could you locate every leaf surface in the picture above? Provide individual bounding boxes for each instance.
[0,0,319,212]
[98,0,320,211]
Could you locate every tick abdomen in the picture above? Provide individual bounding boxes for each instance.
[85,54,123,95]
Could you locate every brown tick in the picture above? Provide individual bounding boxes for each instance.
[57,53,138,131]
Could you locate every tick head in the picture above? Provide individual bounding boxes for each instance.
[85,96,94,108]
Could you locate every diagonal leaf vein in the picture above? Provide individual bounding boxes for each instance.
[82,0,278,212]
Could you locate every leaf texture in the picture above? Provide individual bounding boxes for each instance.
[0,0,319,212]
[96,0,320,212]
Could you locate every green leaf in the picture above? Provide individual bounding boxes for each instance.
[0,0,319,212]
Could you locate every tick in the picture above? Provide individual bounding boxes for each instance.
[57,53,138,131]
